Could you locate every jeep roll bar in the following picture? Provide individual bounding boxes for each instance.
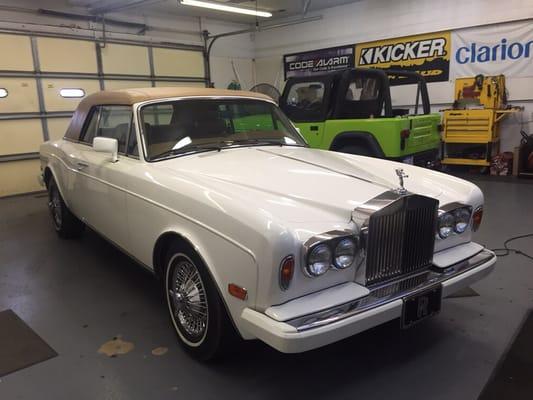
[331,68,393,119]
[384,69,431,115]
[280,67,431,121]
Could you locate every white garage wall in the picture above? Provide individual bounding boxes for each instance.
[210,57,255,90]
[254,0,533,153]
[255,0,533,57]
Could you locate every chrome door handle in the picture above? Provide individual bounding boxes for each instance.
[76,161,89,170]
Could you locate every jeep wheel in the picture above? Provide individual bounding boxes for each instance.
[337,144,373,157]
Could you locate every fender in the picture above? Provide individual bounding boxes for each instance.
[152,227,259,340]
[42,161,72,209]
[152,230,248,338]
[329,131,385,157]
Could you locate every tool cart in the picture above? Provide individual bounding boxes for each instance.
[441,74,520,167]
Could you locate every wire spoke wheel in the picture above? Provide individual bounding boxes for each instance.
[48,185,62,228]
[167,256,209,344]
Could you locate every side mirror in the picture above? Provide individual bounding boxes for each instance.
[93,137,118,163]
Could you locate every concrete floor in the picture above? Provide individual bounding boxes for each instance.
[0,176,532,400]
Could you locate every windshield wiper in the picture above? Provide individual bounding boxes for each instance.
[150,143,222,160]
[230,139,304,147]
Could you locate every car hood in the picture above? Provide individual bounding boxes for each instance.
[153,146,471,224]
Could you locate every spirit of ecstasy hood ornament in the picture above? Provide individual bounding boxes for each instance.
[395,168,409,194]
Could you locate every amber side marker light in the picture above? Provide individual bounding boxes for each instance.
[228,283,248,300]
[279,256,295,291]
[472,207,483,232]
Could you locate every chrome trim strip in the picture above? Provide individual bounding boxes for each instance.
[285,249,495,332]
[301,230,361,278]
[439,201,470,213]
[302,229,355,252]
[351,190,404,284]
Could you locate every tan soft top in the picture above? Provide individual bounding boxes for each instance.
[66,87,272,140]
[80,86,271,107]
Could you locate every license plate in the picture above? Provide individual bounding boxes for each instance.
[403,156,414,165]
[401,285,442,329]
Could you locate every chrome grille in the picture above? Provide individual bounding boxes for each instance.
[365,195,438,285]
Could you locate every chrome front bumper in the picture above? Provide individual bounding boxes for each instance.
[241,249,496,353]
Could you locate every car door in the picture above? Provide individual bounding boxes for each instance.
[72,105,134,249]
[57,106,99,218]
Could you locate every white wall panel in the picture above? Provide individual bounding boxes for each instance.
[37,37,98,73]
[0,78,39,113]
[104,80,152,90]
[153,48,204,77]
[42,79,100,112]
[0,119,43,155]
[154,81,205,87]
[211,57,255,90]
[47,118,71,142]
[0,159,41,196]
[255,56,284,92]
[101,43,150,76]
[0,34,33,71]
[255,0,533,58]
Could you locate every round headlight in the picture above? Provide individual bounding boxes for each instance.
[334,238,356,269]
[453,208,471,234]
[306,244,332,276]
[438,212,455,238]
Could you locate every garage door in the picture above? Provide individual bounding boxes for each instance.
[0,33,206,197]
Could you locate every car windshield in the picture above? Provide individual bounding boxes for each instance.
[140,99,307,161]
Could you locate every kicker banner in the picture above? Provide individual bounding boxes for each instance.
[355,31,451,85]
[452,21,533,78]
[283,45,355,79]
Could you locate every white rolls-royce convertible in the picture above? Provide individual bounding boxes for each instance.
[39,87,496,360]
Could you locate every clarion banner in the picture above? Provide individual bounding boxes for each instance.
[452,21,533,78]
[283,45,355,79]
[355,31,451,85]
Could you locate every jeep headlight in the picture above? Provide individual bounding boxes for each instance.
[333,238,356,269]
[306,244,332,277]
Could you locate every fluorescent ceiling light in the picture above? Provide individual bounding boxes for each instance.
[180,0,272,18]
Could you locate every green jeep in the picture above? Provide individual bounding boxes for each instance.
[279,68,441,167]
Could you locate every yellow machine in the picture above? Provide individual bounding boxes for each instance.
[441,74,519,167]
[455,75,506,109]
